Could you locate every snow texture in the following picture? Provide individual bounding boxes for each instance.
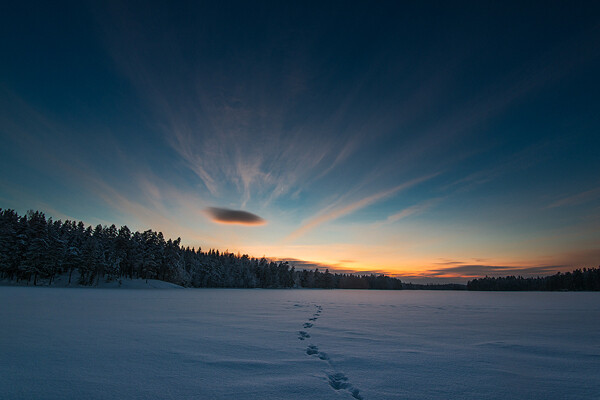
[1,288,599,399]
[0,273,184,289]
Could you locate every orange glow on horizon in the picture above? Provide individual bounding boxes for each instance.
[179,241,577,281]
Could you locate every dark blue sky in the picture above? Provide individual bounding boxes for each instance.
[1,1,599,280]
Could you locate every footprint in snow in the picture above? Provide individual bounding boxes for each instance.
[328,372,350,390]
[303,322,313,328]
[305,344,330,360]
[298,331,311,340]
[328,373,363,400]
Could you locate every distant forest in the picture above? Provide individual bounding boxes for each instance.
[0,209,406,289]
[467,268,600,291]
[1,209,597,291]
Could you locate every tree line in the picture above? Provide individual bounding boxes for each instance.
[466,268,600,291]
[4,209,595,291]
[0,209,404,289]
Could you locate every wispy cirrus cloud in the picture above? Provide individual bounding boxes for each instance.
[547,186,600,209]
[0,88,219,245]
[98,7,386,207]
[285,173,438,242]
[382,197,443,225]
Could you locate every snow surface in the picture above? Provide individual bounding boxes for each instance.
[1,288,599,399]
[0,274,183,289]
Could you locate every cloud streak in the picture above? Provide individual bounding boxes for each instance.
[285,173,438,242]
[384,197,442,224]
[548,186,600,209]
[205,207,266,226]
[426,264,564,279]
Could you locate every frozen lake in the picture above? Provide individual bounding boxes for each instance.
[1,287,599,399]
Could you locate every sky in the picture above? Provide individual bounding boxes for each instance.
[1,1,599,282]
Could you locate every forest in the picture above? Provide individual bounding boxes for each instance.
[2,209,597,291]
[0,209,403,289]
[466,268,600,291]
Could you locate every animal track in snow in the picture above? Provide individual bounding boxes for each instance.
[328,372,350,390]
[305,344,329,360]
[299,304,365,399]
[328,373,364,400]
[306,344,319,355]
[298,331,311,340]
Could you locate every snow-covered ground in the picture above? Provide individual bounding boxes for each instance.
[0,274,183,289]
[1,288,599,399]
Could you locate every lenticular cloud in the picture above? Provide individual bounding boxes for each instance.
[205,207,266,225]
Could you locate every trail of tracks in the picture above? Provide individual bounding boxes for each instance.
[296,304,364,400]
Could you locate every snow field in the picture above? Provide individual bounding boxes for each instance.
[1,288,599,399]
